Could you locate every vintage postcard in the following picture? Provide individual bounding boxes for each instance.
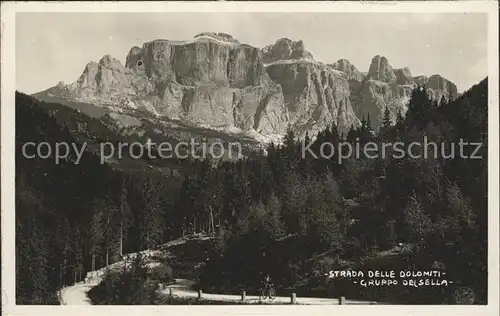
[1,1,499,316]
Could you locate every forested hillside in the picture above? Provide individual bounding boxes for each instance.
[16,93,185,304]
[194,79,488,303]
[15,77,488,304]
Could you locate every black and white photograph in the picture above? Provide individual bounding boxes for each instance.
[1,0,499,314]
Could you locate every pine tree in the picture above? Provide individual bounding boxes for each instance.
[283,125,295,150]
[304,131,311,150]
[101,194,117,267]
[396,110,404,125]
[406,85,433,128]
[346,124,357,143]
[394,109,405,138]
[283,126,298,170]
[89,207,104,271]
[330,122,341,145]
[382,107,392,129]
[299,131,314,177]
[119,180,133,258]
[140,176,164,249]
[402,193,432,243]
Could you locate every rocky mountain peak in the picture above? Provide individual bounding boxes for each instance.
[194,32,241,44]
[427,74,458,100]
[261,38,315,64]
[330,59,364,82]
[367,55,396,83]
[98,54,127,72]
[125,46,143,68]
[33,34,459,144]
[74,61,98,88]
[99,54,113,65]
[394,67,414,85]
[413,75,429,86]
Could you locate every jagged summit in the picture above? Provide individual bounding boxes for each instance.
[125,46,142,68]
[342,55,459,130]
[99,54,114,65]
[194,32,241,44]
[413,75,429,86]
[261,38,315,64]
[426,74,458,99]
[394,67,414,85]
[32,34,459,142]
[98,54,128,71]
[367,55,396,83]
[140,33,243,48]
[330,59,364,82]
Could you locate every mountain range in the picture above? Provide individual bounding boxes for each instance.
[32,32,459,143]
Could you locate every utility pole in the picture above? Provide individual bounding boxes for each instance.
[59,263,63,296]
[120,220,123,258]
[106,209,110,266]
[105,229,109,267]
[92,252,95,271]
[119,180,127,259]
[209,207,215,235]
[207,206,212,235]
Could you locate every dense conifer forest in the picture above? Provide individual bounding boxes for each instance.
[15,78,488,304]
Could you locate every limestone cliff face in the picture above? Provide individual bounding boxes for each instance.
[36,34,457,142]
[345,55,408,128]
[261,38,315,64]
[348,56,457,129]
[330,59,364,82]
[350,79,414,129]
[128,39,265,86]
[367,55,396,83]
[266,60,359,136]
[394,67,415,85]
[413,75,429,86]
[421,74,458,100]
[41,34,361,141]
[261,39,360,136]
[48,35,291,138]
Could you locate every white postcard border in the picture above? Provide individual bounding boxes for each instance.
[1,1,498,316]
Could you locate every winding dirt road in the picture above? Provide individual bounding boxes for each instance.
[60,282,96,305]
[60,278,377,305]
[59,237,378,305]
[160,279,377,305]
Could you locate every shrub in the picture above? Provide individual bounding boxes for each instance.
[149,264,173,283]
[88,255,159,305]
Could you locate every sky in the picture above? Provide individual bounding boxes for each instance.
[16,12,488,94]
